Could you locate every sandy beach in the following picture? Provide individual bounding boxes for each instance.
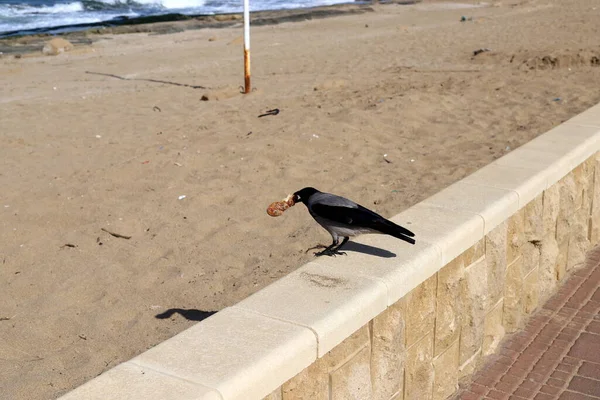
[1,0,600,398]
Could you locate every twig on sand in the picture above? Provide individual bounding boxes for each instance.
[60,243,77,248]
[101,228,131,240]
[85,71,208,89]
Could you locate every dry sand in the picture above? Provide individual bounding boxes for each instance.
[1,0,600,398]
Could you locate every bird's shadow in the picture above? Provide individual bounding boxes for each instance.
[342,241,396,258]
[155,308,217,322]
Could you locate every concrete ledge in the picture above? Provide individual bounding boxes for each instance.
[58,101,600,400]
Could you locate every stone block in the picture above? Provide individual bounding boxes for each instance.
[463,239,485,265]
[542,184,560,238]
[507,209,525,264]
[503,256,524,333]
[405,274,437,348]
[523,267,540,314]
[590,156,600,244]
[483,300,505,356]
[522,240,541,276]
[524,193,544,242]
[486,222,508,308]
[582,170,594,217]
[433,340,459,400]
[459,258,487,366]
[567,207,591,271]
[57,362,221,400]
[283,326,369,400]
[557,172,578,245]
[557,240,569,281]
[371,301,405,400]
[131,307,316,400]
[435,255,464,356]
[458,349,482,380]
[404,333,434,400]
[234,261,386,357]
[573,163,588,209]
[264,388,283,400]
[539,236,559,301]
[282,362,328,400]
[331,346,373,400]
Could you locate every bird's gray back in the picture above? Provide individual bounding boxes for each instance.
[307,192,358,209]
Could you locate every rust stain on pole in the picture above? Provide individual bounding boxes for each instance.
[244,48,251,94]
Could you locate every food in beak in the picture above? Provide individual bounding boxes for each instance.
[266,194,295,217]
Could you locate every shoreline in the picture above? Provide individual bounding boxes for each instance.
[0,1,424,54]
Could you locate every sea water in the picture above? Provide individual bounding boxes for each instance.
[0,0,351,36]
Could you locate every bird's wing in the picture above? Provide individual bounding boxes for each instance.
[311,201,415,238]
[310,202,383,227]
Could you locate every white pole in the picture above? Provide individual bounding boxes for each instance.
[243,0,251,94]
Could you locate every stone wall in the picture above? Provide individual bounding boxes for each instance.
[59,105,600,400]
[262,155,598,400]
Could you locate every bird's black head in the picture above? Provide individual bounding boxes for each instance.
[293,187,320,205]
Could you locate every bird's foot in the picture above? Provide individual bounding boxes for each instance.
[314,249,347,257]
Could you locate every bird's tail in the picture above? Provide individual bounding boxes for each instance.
[376,220,416,245]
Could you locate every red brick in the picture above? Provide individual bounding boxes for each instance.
[486,362,511,376]
[531,361,557,376]
[500,348,522,361]
[513,386,537,398]
[551,370,572,381]
[539,351,562,365]
[527,317,549,332]
[577,362,600,380]
[557,333,577,342]
[505,365,530,379]
[496,356,514,367]
[545,346,566,357]
[544,299,565,311]
[495,382,519,395]
[527,372,548,383]
[556,362,579,374]
[574,312,593,321]
[540,384,562,395]
[475,373,499,387]
[557,308,578,319]
[559,390,598,399]
[534,393,556,400]
[459,391,483,400]
[507,337,532,352]
[563,356,582,366]
[562,327,582,336]
[568,333,600,364]
[547,377,568,388]
[585,321,600,335]
[552,339,572,350]
[470,383,488,395]
[567,376,600,397]
[518,379,540,391]
[581,300,600,315]
[488,389,510,399]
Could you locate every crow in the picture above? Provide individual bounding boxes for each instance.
[292,187,415,256]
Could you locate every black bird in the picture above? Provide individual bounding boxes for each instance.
[292,187,415,256]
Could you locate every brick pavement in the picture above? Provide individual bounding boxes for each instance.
[455,257,600,400]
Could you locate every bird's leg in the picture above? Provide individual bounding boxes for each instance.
[314,237,348,257]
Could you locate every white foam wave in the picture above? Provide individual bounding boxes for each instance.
[0,2,84,16]
[91,0,206,9]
